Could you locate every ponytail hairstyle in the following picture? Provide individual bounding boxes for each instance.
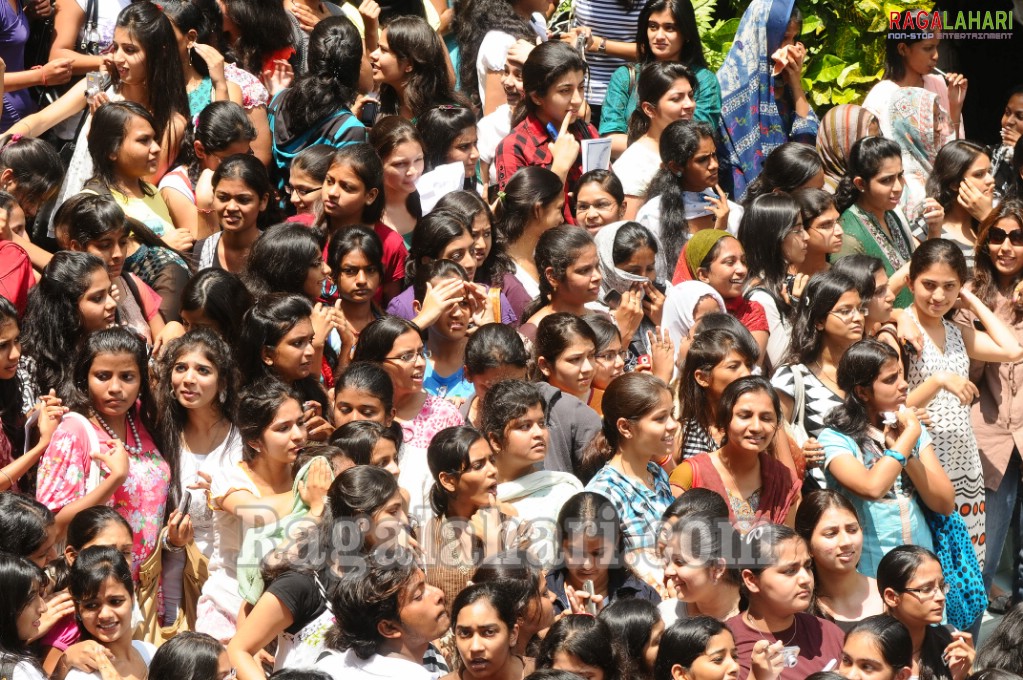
[743,143,824,204]
[378,16,460,120]
[69,546,135,624]
[316,144,386,228]
[654,617,733,680]
[162,0,216,78]
[495,165,564,245]
[523,226,596,319]
[836,136,903,214]
[643,120,717,276]
[830,254,883,304]
[180,269,253,351]
[428,425,490,517]
[49,507,133,593]
[369,116,424,219]
[212,153,280,229]
[536,615,624,680]
[404,208,472,287]
[332,361,395,417]
[738,523,805,600]
[416,105,477,172]
[792,187,838,231]
[822,338,900,448]
[463,323,529,382]
[237,378,303,463]
[533,312,597,383]
[580,373,671,481]
[845,615,913,677]
[87,101,161,197]
[237,292,315,384]
[280,16,363,133]
[737,192,803,317]
[908,237,968,286]
[785,270,860,366]
[326,225,385,302]
[875,545,951,680]
[291,145,336,190]
[0,136,63,216]
[328,420,402,468]
[571,169,625,219]
[714,376,781,453]
[515,41,587,127]
[220,0,292,77]
[627,62,696,144]
[926,140,991,211]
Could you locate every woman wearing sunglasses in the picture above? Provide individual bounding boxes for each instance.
[957,199,1023,613]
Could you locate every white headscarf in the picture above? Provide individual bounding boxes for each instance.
[661,281,726,347]
[593,221,658,302]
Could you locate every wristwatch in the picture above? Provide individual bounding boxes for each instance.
[598,37,607,53]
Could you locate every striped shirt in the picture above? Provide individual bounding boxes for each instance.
[572,0,645,104]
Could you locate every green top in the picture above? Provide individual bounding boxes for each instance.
[599,64,721,136]
[838,204,915,308]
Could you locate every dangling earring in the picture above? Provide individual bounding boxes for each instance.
[219,390,227,405]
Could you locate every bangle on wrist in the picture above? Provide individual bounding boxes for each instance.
[883,448,907,466]
[597,37,607,53]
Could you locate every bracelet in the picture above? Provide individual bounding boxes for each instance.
[597,37,607,53]
[883,448,907,466]
[0,468,14,488]
[654,452,671,467]
[197,207,214,215]
[162,532,185,553]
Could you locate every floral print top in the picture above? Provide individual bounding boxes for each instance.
[36,411,170,576]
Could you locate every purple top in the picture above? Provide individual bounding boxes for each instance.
[0,0,33,131]
[386,284,519,326]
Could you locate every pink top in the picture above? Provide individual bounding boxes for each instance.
[36,410,170,576]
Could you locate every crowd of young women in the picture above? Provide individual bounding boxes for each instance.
[0,0,1018,678]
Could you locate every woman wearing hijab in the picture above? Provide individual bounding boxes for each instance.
[816,104,880,193]
[716,0,819,201]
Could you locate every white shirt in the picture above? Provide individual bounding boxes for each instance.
[316,649,438,680]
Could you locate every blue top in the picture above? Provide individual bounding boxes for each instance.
[599,64,722,136]
[584,462,673,552]
[819,426,934,577]
[0,0,33,132]
[423,360,474,401]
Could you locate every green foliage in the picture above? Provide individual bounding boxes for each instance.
[699,0,932,111]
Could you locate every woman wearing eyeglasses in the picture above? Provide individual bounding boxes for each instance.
[352,316,463,528]
[955,199,1023,612]
[817,339,954,577]
[876,546,976,680]
[772,271,866,489]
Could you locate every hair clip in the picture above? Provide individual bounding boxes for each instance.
[8,134,21,144]
[496,191,506,201]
